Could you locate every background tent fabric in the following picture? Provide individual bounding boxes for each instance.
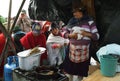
[101,17,120,46]
[28,0,73,24]
[94,0,120,45]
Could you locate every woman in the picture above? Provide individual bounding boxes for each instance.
[62,6,99,81]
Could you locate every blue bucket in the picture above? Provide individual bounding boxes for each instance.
[100,55,118,77]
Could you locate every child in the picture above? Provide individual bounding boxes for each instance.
[46,22,69,66]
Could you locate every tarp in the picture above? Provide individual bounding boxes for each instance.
[94,0,120,45]
[28,0,73,24]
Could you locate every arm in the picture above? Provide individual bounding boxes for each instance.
[20,33,32,49]
[81,20,99,41]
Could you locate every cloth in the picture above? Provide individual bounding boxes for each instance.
[69,43,90,63]
[96,43,120,62]
[13,31,26,53]
[63,21,99,63]
[46,33,68,66]
[0,33,5,53]
[20,32,46,49]
[47,33,67,44]
[0,33,6,77]
[63,53,89,76]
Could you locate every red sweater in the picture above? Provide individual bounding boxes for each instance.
[20,32,46,49]
[20,32,47,65]
[0,33,5,54]
[0,33,5,77]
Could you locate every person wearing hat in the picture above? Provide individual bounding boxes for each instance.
[61,6,99,81]
[16,9,32,33]
[20,22,47,65]
[46,22,69,66]
[12,25,26,53]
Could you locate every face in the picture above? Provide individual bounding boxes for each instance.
[32,24,42,36]
[20,13,26,18]
[51,28,59,36]
[32,31,41,36]
[73,11,83,19]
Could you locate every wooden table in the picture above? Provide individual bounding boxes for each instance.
[83,69,120,81]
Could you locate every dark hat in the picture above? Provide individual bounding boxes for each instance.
[72,7,86,13]
[13,25,21,32]
[50,22,59,30]
[32,22,42,33]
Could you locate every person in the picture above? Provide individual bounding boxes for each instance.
[16,9,32,33]
[0,15,6,23]
[20,22,47,65]
[61,6,99,81]
[0,30,6,78]
[41,21,51,39]
[46,22,69,66]
[12,25,26,53]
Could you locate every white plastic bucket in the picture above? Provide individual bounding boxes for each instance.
[17,47,46,71]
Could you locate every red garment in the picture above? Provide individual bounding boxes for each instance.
[0,33,5,53]
[0,33,6,78]
[20,32,47,65]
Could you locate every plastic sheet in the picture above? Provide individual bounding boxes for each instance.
[28,0,73,24]
[94,0,120,44]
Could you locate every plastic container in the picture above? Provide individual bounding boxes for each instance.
[4,56,18,81]
[100,55,118,77]
[17,47,46,71]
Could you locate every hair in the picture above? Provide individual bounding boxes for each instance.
[50,22,59,30]
[72,1,87,15]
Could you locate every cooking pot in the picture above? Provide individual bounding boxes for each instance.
[34,66,60,79]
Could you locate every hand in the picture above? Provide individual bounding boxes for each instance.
[81,30,92,38]
[68,33,78,39]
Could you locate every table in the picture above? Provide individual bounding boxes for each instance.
[83,69,120,81]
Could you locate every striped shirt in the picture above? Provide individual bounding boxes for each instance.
[62,16,99,63]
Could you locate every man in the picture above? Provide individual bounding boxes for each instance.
[16,10,31,32]
[12,25,26,53]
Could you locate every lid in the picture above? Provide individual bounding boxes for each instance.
[17,47,46,57]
